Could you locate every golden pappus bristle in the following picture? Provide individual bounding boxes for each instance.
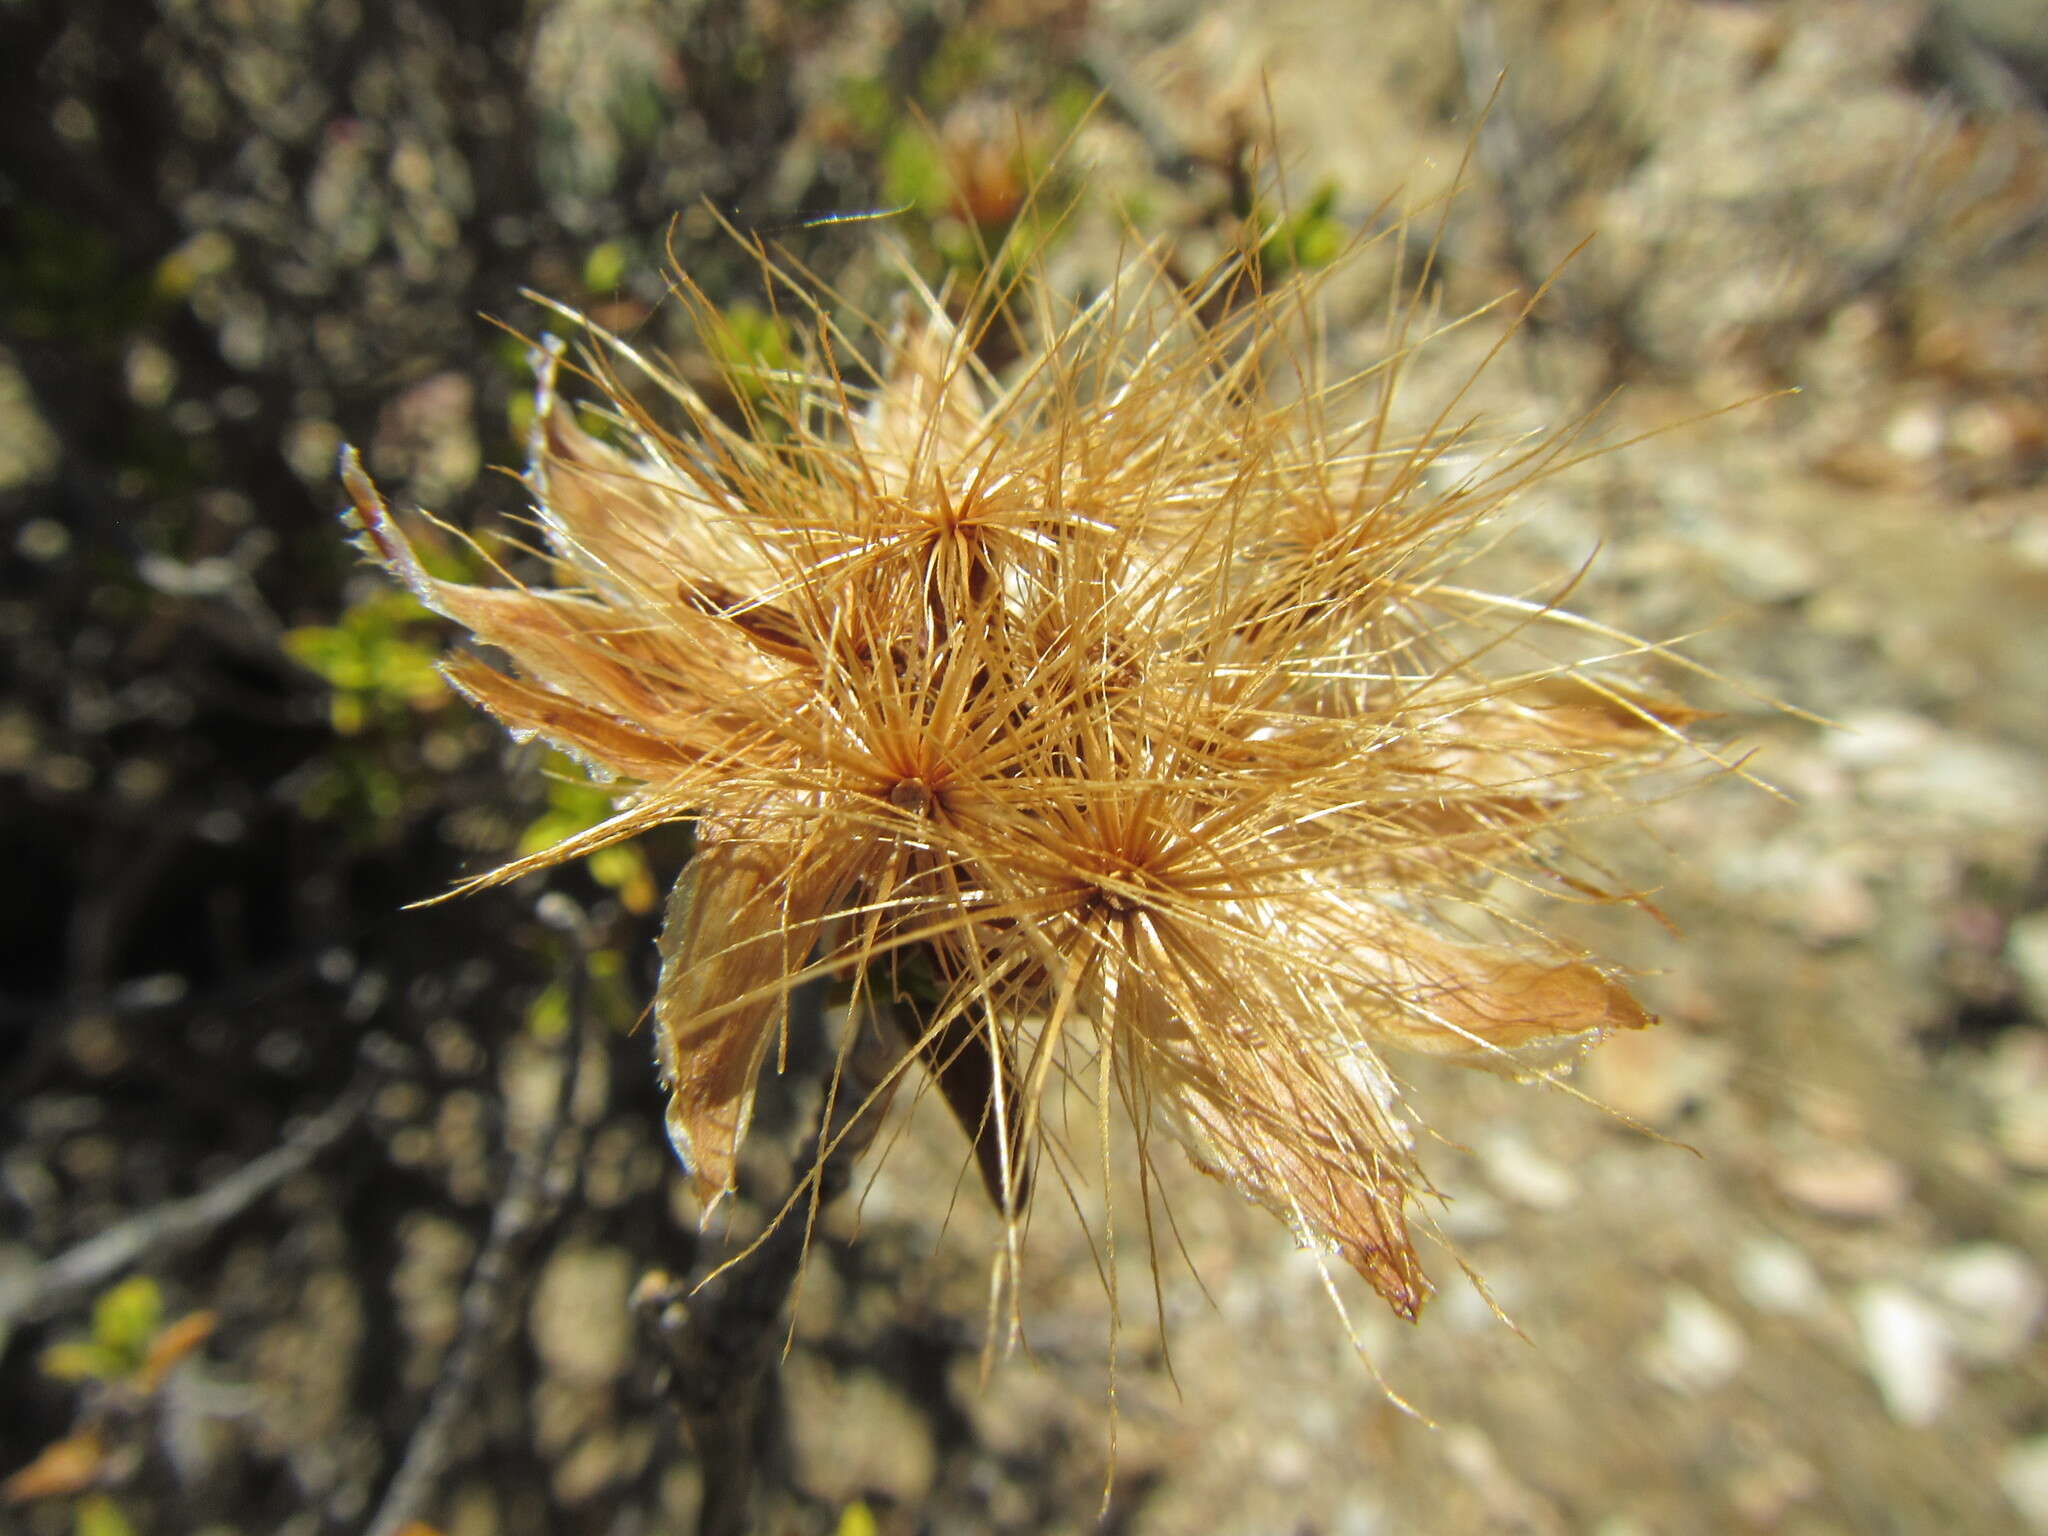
[341,208,1712,1329]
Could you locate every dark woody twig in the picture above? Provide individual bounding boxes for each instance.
[638,993,897,1536]
[0,1071,372,1348]
[362,906,591,1536]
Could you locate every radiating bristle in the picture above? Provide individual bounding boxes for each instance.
[343,203,1712,1334]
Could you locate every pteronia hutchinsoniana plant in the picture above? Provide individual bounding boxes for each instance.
[339,191,1716,1340]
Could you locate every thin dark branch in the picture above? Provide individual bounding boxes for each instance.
[0,1072,372,1345]
[362,920,591,1536]
[638,990,894,1536]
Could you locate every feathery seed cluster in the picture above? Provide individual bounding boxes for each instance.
[344,224,1698,1323]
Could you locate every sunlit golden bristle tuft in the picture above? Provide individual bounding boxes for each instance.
[343,202,1714,1329]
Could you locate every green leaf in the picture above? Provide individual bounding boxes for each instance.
[587,844,656,913]
[880,127,951,220]
[710,302,796,404]
[516,757,655,913]
[74,1495,138,1536]
[39,1340,125,1384]
[518,756,618,854]
[90,1276,162,1371]
[583,242,628,295]
[526,981,570,1041]
[1259,180,1346,276]
[284,589,449,735]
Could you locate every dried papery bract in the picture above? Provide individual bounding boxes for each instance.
[340,197,1713,1346]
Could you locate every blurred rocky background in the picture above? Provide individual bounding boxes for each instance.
[2,0,2046,1532]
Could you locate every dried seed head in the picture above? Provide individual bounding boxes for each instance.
[342,193,1718,1332]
